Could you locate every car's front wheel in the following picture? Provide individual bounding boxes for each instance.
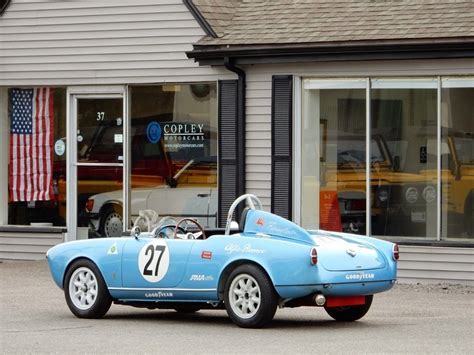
[324,295,373,321]
[64,259,112,318]
[224,264,278,328]
[99,206,123,238]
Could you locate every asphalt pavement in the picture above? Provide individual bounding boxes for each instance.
[1,260,473,354]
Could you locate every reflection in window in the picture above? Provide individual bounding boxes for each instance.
[300,79,473,241]
[75,97,125,238]
[76,98,123,164]
[301,88,367,234]
[441,88,474,239]
[371,88,437,238]
[129,84,218,228]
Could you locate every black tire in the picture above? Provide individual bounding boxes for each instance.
[224,264,278,328]
[325,295,373,322]
[99,206,123,238]
[64,259,112,319]
[174,305,201,313]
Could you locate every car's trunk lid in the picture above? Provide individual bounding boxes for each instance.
[311,231,387,271]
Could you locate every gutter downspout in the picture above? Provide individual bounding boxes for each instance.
[224,57,246,216]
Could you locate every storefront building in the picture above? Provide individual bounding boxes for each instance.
[0,0,242,257]
[1,1,473,284]
[186,0,474,284]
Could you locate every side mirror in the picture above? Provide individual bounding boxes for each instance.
[131,226,141,239]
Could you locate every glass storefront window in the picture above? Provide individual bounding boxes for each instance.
[301,81,367,234]
[76,98,124,164]
[1,87,67,227]
[75,97,124,238]
[129,84,218,230]
[441,87,474,239]
[371,85,437,238]
[300,77,473,241]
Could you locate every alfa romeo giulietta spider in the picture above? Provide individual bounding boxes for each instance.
[47,194,398,328]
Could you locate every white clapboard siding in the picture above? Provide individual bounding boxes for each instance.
[0,0,232,86]
[0,231,63,260]
[397,246,474,285]
[245,70,272,211]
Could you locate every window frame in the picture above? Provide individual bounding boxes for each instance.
[297,76,474,243]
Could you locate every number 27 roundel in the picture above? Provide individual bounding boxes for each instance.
[138,240,170,283]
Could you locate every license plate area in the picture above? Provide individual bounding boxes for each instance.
[325,295,366,308]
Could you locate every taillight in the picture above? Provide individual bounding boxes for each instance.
[393,244,399,261]
[85,199,94,212]
[310,247,318,265]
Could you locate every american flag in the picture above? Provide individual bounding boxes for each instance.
[9,88,54,202]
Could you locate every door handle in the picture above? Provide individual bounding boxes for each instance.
[197,193,210,198]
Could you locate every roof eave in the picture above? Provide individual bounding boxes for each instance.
[187,37,474,66]
[182,0,218,38]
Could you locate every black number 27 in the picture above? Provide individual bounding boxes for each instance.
[143,245,166,276]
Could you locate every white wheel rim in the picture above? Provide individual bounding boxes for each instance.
[69,267,99,310]
[105,212,122,238]
[229,274,261,319]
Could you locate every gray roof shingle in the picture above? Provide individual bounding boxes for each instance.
[192,0,474,46]
[191,0,241,37]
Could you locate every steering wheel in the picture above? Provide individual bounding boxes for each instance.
[225,194,263,235]
[173,218,206,240]
[150,216,180,238]
[152,224,185,239]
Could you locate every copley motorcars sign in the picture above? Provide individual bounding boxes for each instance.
[162,122,206,150]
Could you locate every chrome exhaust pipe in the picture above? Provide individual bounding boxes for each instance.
[314,294,326,306]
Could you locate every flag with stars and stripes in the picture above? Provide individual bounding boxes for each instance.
[9,88,55,202]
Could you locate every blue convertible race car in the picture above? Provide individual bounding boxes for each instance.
[47,194,398,328]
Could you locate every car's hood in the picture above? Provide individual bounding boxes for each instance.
[310,230,387,272]
[87,187,158,213]
[93,185,167,201]
[87,185,218,216]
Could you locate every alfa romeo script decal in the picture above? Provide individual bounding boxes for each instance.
[138,240,170,283]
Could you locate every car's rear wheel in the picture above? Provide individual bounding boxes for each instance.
[64,259,112,318]
[100,206,123,238]
[324,295,373,322]
[224,264,277,328]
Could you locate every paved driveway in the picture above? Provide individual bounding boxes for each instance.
[1,260,473,354]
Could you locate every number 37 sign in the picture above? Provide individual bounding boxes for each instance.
[138,240,170,283]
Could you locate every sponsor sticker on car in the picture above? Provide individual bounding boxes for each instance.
[107,243,118,255]
[345,272,375,280]
[138,240,170,283]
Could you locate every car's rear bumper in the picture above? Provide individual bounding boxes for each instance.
[275,279,396,299]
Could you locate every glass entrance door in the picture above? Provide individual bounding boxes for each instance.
[69,94,124,239]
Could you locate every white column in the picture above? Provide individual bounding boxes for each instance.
[0,88,8,225]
